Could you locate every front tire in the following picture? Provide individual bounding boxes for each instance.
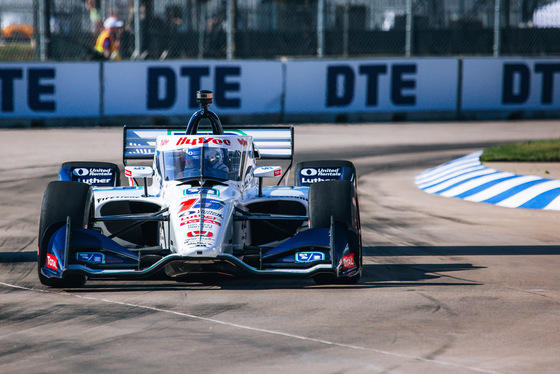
[308,180,361,285]
[37,181,92,287]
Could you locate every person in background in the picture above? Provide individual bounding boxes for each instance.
[85,0,103,35]
[94,16,123,60]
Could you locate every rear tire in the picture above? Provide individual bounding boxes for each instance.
[37,181,92,287]
[308,180,361,285]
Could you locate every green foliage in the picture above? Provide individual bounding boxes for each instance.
[481,139,560,162]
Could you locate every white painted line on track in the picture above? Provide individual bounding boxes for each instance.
[0,281,499,374]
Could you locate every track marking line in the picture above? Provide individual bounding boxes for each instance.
[0,281,499,374]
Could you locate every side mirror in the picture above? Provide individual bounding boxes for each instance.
[254,166,282,197]
[125,166,153,196]
[125,166,154,179]
[254,166,282,178]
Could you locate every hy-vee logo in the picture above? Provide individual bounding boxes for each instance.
[176,137,232,146]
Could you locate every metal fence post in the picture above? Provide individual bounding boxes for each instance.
[493,0,501,57]
[37,0,50,61]
[226,0,236,60]
[405,0,413,57]
[317,0,324,58]
[198,1,205,59]
[133,0,142,59]
[342,2,349,58]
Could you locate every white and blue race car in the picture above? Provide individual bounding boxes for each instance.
[38,90,362,287]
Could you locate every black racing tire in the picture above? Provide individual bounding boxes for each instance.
[308,180,361,285]
[37,181,93,288]
[308,180,354,229]
[295,160,357,188]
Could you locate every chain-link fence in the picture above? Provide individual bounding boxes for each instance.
[1,0,560,61]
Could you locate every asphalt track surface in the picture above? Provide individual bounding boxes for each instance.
[2,121,560,374]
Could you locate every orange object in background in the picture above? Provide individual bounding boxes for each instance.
[1,24,34,40]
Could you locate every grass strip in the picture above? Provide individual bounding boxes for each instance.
[481,138,560,162]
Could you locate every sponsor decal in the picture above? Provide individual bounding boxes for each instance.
[80,177,112,185]
[179,198,225,212]
[72,167,113,177]
[124,167,149,178]
[96,195,142,203]
[179,198,198,212]
[183,222,218,230]
[342,253,355,270]
[299,167,342,185]
[71,167,114,186]
[295,252,325,263]
[77,252,105,264]
[176,137,232,146]
[180,217,221,226]
[300,168,318,176]
[46,253,58,271]
[179,209,223,219]
[184,237,213,242]
[237,138,248,146]
[301,167,341,177]
[160,139,169,146]
[183,188,220,196]
[301,177,327,184]
[187,231,213,238]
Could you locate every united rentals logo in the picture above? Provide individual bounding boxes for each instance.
[299,167,342,184]
[73,167,113,177]
[72,167,114,185]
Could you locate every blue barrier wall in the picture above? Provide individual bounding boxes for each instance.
[1,57,560,125]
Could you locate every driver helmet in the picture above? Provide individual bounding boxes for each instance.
[206,148,229,172]
[206,148,223,165]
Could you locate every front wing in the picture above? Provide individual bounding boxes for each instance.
[40,217,360,282]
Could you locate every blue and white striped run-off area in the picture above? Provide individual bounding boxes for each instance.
[415,151,560,210]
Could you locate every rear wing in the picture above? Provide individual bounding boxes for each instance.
[123,125,294,182]
[123,125,293,163]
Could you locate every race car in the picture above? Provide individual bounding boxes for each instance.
[37,90,362,287]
